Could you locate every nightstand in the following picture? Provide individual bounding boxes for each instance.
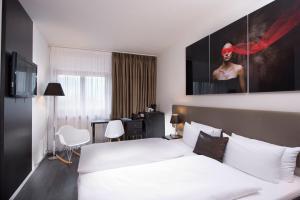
[163,135,183,140]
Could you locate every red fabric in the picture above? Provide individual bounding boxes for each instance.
[232,2,300,55]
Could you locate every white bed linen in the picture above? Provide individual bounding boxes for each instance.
[78,155,260,200]
[78,138,193,173]
[239,176,300,200]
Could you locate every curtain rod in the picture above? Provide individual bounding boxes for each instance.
[50,45,157,57]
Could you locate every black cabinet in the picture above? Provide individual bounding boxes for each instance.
[121,112,165,140]
[144,112,165,138]
[123,119,143,140]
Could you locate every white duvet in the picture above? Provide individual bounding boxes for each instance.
[78,155,260,200]
[78,138,193,173]
[240,175,300,200]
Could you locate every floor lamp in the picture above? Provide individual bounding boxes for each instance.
[44,83,65,160]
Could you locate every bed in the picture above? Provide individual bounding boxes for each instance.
[78,155,300,200]
[78,138,193,173]
[241,177,300,200]
[78,106,300,199]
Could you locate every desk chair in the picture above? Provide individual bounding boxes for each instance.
[105,120,125,142]
[56,125,90,164]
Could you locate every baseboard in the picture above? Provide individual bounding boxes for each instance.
[9,155,45,200]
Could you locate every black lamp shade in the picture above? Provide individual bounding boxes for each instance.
[170,114,180,124]
[44,83,65,96]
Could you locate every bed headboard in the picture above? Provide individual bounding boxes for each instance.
[172,105,300,168]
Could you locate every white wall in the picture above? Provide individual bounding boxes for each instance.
[32,24,50,168]
[156,0,300,134]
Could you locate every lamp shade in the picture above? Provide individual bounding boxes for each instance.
[44,83,65,96]
[170,114,180,124]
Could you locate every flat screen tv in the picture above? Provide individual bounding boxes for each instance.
[10,52,37,97]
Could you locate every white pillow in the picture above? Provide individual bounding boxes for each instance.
[281,147,300,182]
[182,122,200,148]
[232,133,300,182]
[191,121,222,137]
[223,136,285,183]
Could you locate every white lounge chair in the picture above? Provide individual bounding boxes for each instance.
[56,125,90,164]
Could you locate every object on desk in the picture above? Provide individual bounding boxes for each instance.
[145,107,152,112]
[132,112,145,120]
[131,113,140,120]
[170,113,181,137]
[150,104,157,111]
[105,120,125,142]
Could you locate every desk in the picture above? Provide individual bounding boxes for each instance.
[91,119,109,143]
[91,119,142,142]
[90,112,165,143]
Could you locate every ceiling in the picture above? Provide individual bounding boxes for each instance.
[20,0,266,55]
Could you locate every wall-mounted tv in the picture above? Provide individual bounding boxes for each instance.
[10,52,37,97]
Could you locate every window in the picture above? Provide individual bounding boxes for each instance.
[85,76,106,116]
[57,74,111,127]
[50,47,112,129]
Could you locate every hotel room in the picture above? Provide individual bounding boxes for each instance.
[0,0,300,199]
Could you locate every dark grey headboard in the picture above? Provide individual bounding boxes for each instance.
[172,105,300,168]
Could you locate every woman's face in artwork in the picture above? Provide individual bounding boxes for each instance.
[221,43,233,62]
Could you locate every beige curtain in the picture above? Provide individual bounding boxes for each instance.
[112,52,157,118]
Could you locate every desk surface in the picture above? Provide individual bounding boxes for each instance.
[91,118,143,124]
[91,119,110,124]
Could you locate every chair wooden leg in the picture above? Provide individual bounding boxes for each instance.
[56,154,72,165]
[72,150,80,157]
[56,147,74,165]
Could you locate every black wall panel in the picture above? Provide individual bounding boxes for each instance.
[1,0,33,199]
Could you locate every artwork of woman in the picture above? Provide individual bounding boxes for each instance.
[212,42,246,93]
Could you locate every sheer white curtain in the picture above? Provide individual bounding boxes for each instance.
[50,47,112,130]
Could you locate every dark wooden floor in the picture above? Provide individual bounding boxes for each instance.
[15,155,79,200]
